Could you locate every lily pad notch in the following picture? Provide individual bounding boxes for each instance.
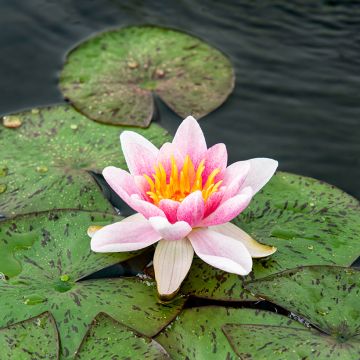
[60,25,235,127]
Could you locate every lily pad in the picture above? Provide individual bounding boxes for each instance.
[75,313,170,359]
[60,25,234,127]
[245,266,360,338]
[0,312,59,360]
[0,210,185,359]
[223,324,360,360]
[0,105,169,217]
[181,172,360,301]
[155,306,305,360]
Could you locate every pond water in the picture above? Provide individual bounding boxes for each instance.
[0,0,359,200]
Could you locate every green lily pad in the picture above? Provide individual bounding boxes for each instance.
[245,266,360,338]
[0,312,59,360]
[181,172,360,301]
[0,210,185,359]
[75,313,170,359]
[155,306,305,360]
[0,105,169,217]
[60,25,234,127]
[223,324,360,360]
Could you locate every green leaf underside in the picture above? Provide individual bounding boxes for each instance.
[60,25,234,127]
[0,210,185,359]
[155,306,305,360]
[181,172,360,301]
[75,313,170,360]
[0,312,59,360]
[245,266,360,338]
[0,104,170,217]
[223,324,360,360]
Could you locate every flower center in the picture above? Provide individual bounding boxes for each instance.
[144,155,222,205]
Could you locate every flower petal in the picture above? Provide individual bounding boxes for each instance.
[172,116,207,167]
[159,199,180,224]
[211,222,277,258]
[203,189,224,217]
[200,187,253,226]
[157,142,184,175]
[91,215,161,252]
[203,143,228,181]
[103,166,142,206]
[177,191,205,227]
[154,238,194,300]
[227,158,278,195]
[130,194,166,219]
[149,216,192,241]
[120,131,159,176]
[188,228,252,275]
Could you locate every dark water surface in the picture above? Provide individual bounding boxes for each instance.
[1,0,359,198]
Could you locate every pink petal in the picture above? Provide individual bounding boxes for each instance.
[177,191,205,227]
[203,143,228,181]
[188,228,253,275]
[154,238,194,300]
[221,162,250,202]
[159,199,180,224]
[157,142,184,176]
[130,194,166,219]
[211,222,277,258]
[204,189,224,217]
[91,215,161,252]
[148,216,192,241]
[120,131,159,176]
[227,158,278,195]
[103,166,142,206]
[200,187,253,226]
[172,116,207,167]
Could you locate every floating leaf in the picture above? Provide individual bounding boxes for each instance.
[223,324,360,360]
[155,306,304,360]
[0,210,185,359]
[245,266,360,338]
[60,25,234,127]
[181,172,360,301]
[75,313,170,359]
[0,105,169,217]
[0,312,59,360]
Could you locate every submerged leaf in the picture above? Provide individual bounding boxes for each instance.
[0,210,185,359]
[60,25,234,127]
[181,172,360,300]
[0,105,169,217]
[75,313,170,359]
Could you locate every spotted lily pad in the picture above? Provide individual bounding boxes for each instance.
[0,210,185,359]
[60,25,234,127]
[0,312,59,360]
[155,306,305,360]
[181,172,360,300]
[0,105,169,217]
[75,313,170,359]
[245,266,360,337]
[223,324,360,360]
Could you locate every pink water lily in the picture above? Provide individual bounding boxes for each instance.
[90,116,277,299]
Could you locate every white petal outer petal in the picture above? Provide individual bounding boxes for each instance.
[120,130,159,175]
[239,158,278,194]
[90,217,161,252]
[154,239,194,300]
[188,228,253,275]
[210,222,277,258]
[172,116,207,166]
[149,216,192,241]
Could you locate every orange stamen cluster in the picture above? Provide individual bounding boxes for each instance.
[144,155,222,205]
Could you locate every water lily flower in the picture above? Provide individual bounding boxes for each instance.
[90,116,277,300]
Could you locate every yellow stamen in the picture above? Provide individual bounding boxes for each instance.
[144,155,222,205]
